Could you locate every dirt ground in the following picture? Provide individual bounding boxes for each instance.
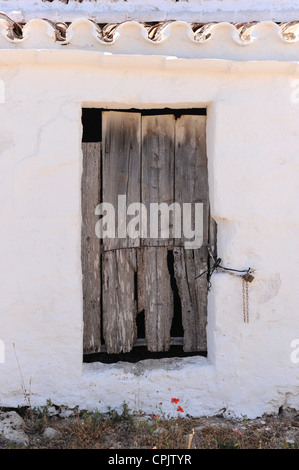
[0,403,298,449]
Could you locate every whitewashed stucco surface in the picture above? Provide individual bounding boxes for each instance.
[2,0,299,23]
[0,18,298,418]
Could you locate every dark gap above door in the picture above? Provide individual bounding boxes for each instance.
[82,108,102,142]
[81,107,207,142]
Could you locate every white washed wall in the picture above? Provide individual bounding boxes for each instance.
[0,20,298,418]
[2,0,299,23]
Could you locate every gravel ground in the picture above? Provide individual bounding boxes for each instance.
[0,404,298,449]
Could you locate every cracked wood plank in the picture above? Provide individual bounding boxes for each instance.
[175,114,209,247]
[102,110,141,250]
[140,115,175,351]
[174,115,209,351]
[141,114,175,246]
[102,248,137,354]
[173,246,208,352]
[141,247,173,352]
[82,142,102,354]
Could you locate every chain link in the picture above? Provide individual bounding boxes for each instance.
[203,247,253,323]
[242,277,249,323]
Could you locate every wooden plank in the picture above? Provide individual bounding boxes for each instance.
[141,114,175,246]
[174,115,209,352]
[81,142,102,354]
[141,247,174,352]
[136,247,145,314]
[101,337,184,351]
[102,248,137,354]
[173,246,208,352]
[175,114,209,248]
[102,111,141,250]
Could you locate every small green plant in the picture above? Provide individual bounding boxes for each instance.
[46,398,53,407]
[32,398,54,423]
[142,418,155,436]
[215,436,239,449]
[42,398,53,415]
[121,401,134,423]
[7,441,17,449]
[105,401,136,427]
[242,414,248,427]
[82,408,102,431]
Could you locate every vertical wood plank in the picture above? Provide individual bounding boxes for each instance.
[174,115,209,352]
[136,248,145,315]
[102,248,137,354]
[173,246,208,352]
[142,114,175,246]
[194,247,208,351]
[141,247,173,352]
[102,111,141,250]
[81,142,102,354]
[175,114,209,247]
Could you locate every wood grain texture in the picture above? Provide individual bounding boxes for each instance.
[141,247,174,352]
[82,142,102,354]
[136,247,145,315]
[173,246,208,352]
[174,115,209,351]
[141,114,175,246]
[102,248,137,354]
[83,111,212,356]
[175,114,209,247]
[102,111,141,250]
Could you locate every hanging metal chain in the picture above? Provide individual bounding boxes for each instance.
[242,276,249,323]
[197,248,255,323]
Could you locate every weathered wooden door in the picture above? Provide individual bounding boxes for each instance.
[82,110,215,356]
